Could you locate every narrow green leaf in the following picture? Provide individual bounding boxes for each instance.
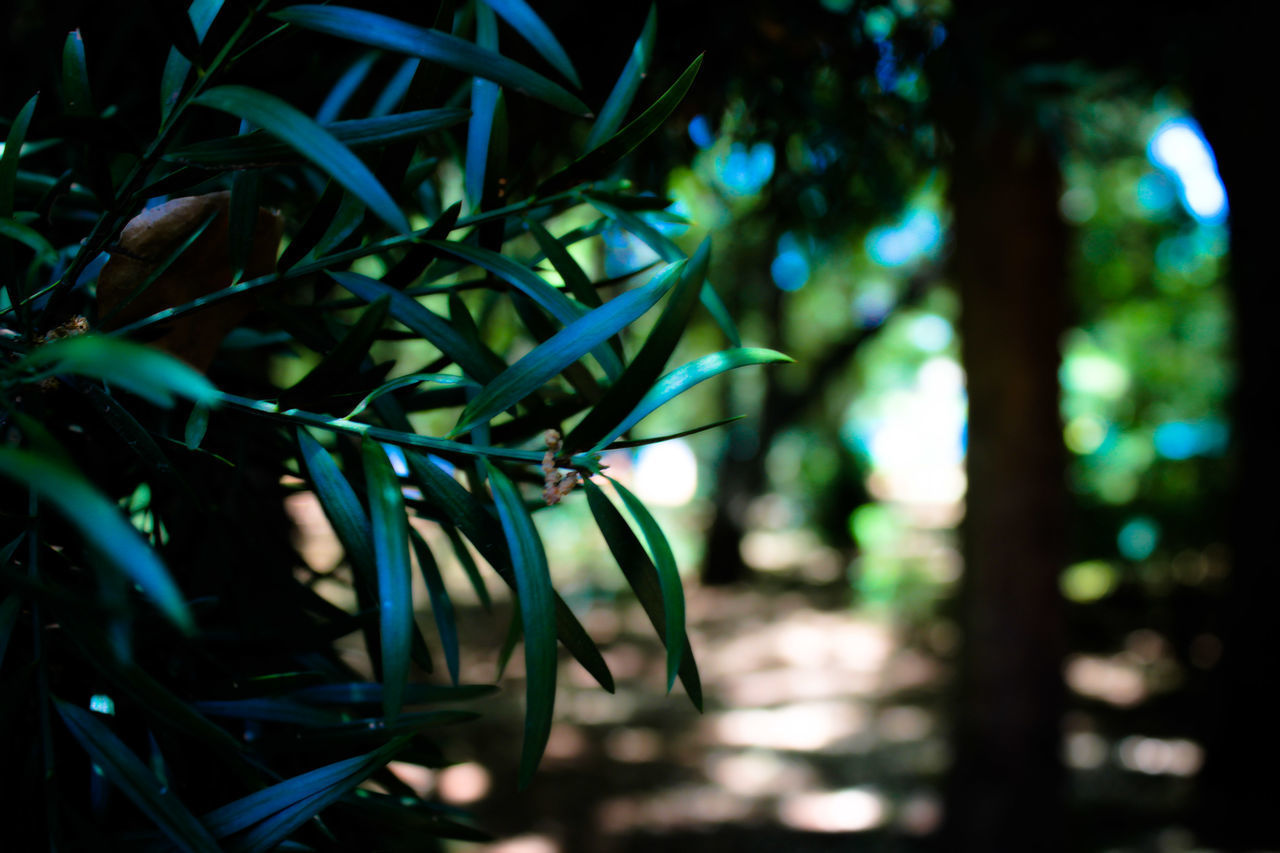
[539,53,701,195]
[55,698,220,852]
[362,438,413,720]
[0,93,38,219]
[194,698,339,727]
[603,414,746,448]
[160,0,224,122]
[480,0,580,87]
[18,335,219,408]
[590,348,793,450]
[346,372,478,419]
[465,4,500,211]
[409,528,460,685]
[526,219,600,308]
[0,449,194,634]
[450,260,682,436]
[272,5,590,116]
[583,479,702,709]
[193,85,411,234]
[0,218,58,263]
[201,738,407,840]
[184,405,211,450]
[329,270,500,382]
[591,198,739,345]
[167,108,470,168]
[566,238,709,452]
[426,239,624,378]
[610,478,683,689]
[61,30,93,117]
[484,462,557,788]
[227,167,260,284]
[317,50,379,123]
[583,5,655,152]
[384,201,461,289]
[285,296,390,406]
[444,525,492,611]
[400,448,613,691]
[296,428,375,577]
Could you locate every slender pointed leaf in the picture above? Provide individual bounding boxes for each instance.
[167,108,470,168]
[228,167,260,283]
[0,94,38,220]
[409,528,460,685]
[362,439,413,719]
[317,50,379,123]
[484,462,556,788]
[296,428,375,576]
[450,260,682,436]
[62,30,93,117]
[347,372,478,419]
[400,448,612,691]
[526,219,599,308]
[444,525,492,611]
[610,478,683,689]
[426,239,624,377]
[0,449,194,634]
[160,0,224,121]
[372,57,421,116]
[55,698,220,852]
[591,198,739,345]
[591,348,794,450]
[566,238,709,452]
[272,6,590,116]
[583,5,655,152]
[193,85,410,234]
[194,698,340,727]
[583,479,702,709]
[19,335,219,408]
[480,0,580,87]
[285,296,390,405]
[0,218,58,263]
[538,53,701,195]
[201,738,407,840]
[287,682,496,705]
[330,270,500,381]
[465,4,500,210]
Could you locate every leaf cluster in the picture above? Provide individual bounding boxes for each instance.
[0,1,788,848]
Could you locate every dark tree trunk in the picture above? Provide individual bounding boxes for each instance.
[1190,6,1280,847]
[941,82,1070,849]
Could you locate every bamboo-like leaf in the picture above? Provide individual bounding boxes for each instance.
[480,0,581,87]
[272,5,590,116]
[19,335,219,408]
[589,348,794,450]
[61,30,93,117]
[201,738,407,841]
[384,201,461,288]
[167,108,470,168]
[609,478,683,689]
[583,479,702,709]
[444,525,492,611]
[538,53,701,195]
[295,428,376,576]
[160,0,224,122]
[591,198,739,345]
[227,167,259,283]
[184,405,210,450]
[0,449,194,634]
[0,93,37,219]
[55,698,220,852]
[399,448,612,691]
[193,85,411,234]
[330,270,501,382]
[484,462,557,789]
[317,50,379,123]
[0,218,58,263]
[566,238,709,452]
[426,239,624,378]
[285,296,390,406]
[362,438,413,720]
[194,698,340,727]
[347,373,478,419]
[526,219,600,308]
[583,5,655,152]
[409,528,460,685]
[450,260,682,436]
[465,4,500,211]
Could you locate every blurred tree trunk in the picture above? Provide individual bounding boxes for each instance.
[1190,6,1280,846]
[939,13,1069,845]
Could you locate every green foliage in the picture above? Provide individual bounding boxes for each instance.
[0,2,787,847]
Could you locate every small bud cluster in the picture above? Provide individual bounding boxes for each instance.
[541,429,579,505]
[38,315,90,391]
